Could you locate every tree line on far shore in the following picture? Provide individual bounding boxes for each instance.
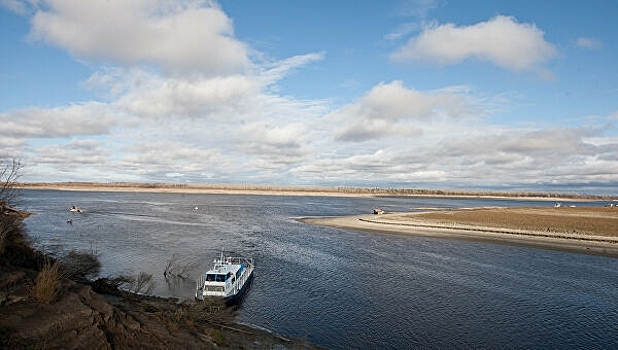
[17,181,616,200]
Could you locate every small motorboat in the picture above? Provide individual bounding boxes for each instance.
[196,251,254,305]
[69,206,82,213]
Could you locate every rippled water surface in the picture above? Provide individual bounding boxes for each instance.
[20,190,618,349]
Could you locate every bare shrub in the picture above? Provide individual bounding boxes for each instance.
[0,215,14,256]
[92,273,156,299]
[32,261,60,304]
[163,253,197,280]
[125,272,156,299]
[91,276,130,296]
[0,159,22,208]
[58,250,101,282]
[0,159,23,259]
[185,299,232,325]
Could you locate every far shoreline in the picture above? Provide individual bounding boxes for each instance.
[16,182,616,201]
[18,182,618,256]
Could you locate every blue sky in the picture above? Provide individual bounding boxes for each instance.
[1,0,617,194]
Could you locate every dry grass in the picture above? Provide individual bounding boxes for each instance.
[31,261,60,304]
[207,329,226,346]
[409,206,618,237]
[185,299,231,325]
[0,221,7,256]
[0,209,26,259]
[59,250,101,282]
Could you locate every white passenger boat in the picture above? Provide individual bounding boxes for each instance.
[195,252,254,304]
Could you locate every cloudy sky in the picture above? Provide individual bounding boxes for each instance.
[1,0,617,194]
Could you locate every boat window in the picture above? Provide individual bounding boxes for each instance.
[206,274,216,282]
[215,274,226,282]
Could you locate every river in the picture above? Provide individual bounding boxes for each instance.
[20,190,618,349]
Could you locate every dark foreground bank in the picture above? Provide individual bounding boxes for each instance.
[0,206,319,349]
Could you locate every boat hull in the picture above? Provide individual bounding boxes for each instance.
[223,270,253,305]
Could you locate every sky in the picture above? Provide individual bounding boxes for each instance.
[1,0,617,195]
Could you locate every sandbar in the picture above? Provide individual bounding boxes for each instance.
[299,207,618,258]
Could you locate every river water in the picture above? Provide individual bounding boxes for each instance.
[19,190,618,349]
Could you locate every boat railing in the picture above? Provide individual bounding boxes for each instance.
[217,256,254,267]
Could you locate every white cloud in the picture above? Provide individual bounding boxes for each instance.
[34,139,111,165]
[420,127,615,185]
[291,124,617,190]
[116,73,261,119]
[433,128,600,166]
[27,0,249,75]
[260,53,326,86]
[238,122,306,149]
[234,121,313,168]
[0,136,27,160]
[85,53,325,121]
[60,56,327,181]
[576,37,603,49]
[385,23,420,41]
[5,2,617,193]
[396,0,442,18]
[391,15,557,72]
[0,0,29,14]
[120,141,220,172]
[328,81,479,142]
[0,102,118,138]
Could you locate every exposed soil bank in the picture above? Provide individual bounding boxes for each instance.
[1,270,320,349]
[1,206,319,349]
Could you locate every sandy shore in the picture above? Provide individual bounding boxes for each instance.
[17,182,614,201]
[299,207,618,258]
[17,182,376,198]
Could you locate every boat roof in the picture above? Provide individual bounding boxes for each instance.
[206,262,242,275]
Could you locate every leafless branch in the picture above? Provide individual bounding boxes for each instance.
[0,158,22,208]
[163,253,198,280]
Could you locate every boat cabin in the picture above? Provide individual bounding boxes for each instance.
[206,273,230,282]
[196,254,254,303]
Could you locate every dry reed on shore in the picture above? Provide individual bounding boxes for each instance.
[31,261,60,304]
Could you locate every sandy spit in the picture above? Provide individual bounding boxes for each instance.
[299,212,618,258]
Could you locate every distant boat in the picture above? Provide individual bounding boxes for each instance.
[374,208,385,214]
[195,251,254,305]
[69,206,82,213]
